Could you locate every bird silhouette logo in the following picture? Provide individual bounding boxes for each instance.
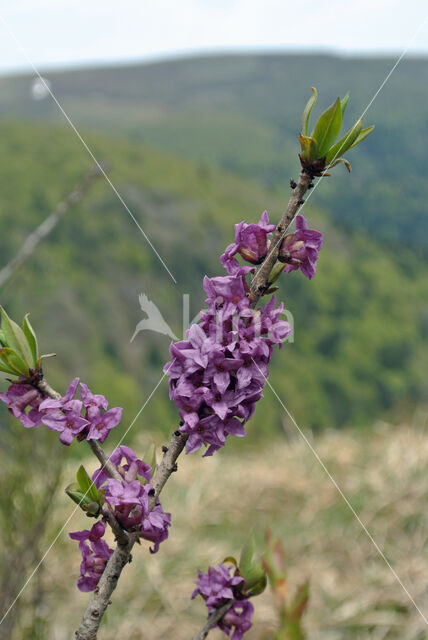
[130,294,178,343]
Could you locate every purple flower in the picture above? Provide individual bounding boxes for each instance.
[105,478,144,506]
[192,564,244,609]
[221,210,275,266]
[192,564,254,639]
[69,522,113,592]
[92,445,151,488]
[86,406,123,443]
[38,378,80,412]
[164,210,293,456]
[92,449,171,553]
[0,381,43,428]
[140,501,172,554]
[219,600,254,640]
[40,399,89,445]
[279,214,323,279]
[38,378,122,445]
[80,382,108,420]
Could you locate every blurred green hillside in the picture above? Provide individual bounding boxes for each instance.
[0,53,427,246]
[0,120,427,439]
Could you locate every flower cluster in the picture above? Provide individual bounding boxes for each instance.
[278,214,323,280]
[69,522,113,592]
[192,564,254,640]
[39,378,122,445]
[0,380,44,428]
[93,446,171,554]
[0,377,123,446]
[164,211,292,456]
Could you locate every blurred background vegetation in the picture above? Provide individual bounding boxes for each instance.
[0,53,427,638]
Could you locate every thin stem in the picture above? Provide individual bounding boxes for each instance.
[248,170,311,306]
[192,601,233,640]
[36,376,188,638]
[75,429,188,639]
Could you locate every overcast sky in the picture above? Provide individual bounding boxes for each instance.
[0,0,427,75]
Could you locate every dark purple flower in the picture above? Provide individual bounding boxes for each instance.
[69,522,113,592]
[192,564,244,609]
[92,451,171,553]
[221,210,275,266]
[219,600,254,640]
[0,381,43,428]
[279,214,323,279]
[192,564,254,639]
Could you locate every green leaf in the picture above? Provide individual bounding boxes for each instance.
[300,87,317,136]
[340,92,350,116]
[76,465,99,503]
[240,532,256,576]
[81,502,101,516]
[0,307,33,368]
[311,97,342,157]
[269,262,286,285]
[22,314,38,367]
[325,119,363,164]
[65,483,94,508]
[298,135,319,163]
[144,443,157,478]
[349,125,375,149]
[0,361,19,376]
[0,329,6,346]
[245,572,267,596]
[327,157,352,173]
[0,347,30,376]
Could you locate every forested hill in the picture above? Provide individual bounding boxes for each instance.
[0,53,427,246]
[0,122,427,440]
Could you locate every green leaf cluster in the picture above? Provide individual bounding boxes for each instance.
[299,87,374,173]
[0,307,55,378]
[0,307,38,377]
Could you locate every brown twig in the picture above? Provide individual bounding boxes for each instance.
[0,163,106,288]
[150,431,188,507]
[75,430,188,639]
[36,375,189,638]
[248,170,312,306]
[192,601,234,640]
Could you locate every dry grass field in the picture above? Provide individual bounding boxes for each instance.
[8,420,428,640]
